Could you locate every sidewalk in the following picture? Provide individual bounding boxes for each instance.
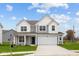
[0,51,35,56]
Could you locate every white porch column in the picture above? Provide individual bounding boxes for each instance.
[29,37,31,45]
[24,36,26,45]
[17,36,19,45]
[13,36,16,44]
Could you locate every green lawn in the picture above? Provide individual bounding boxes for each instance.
[2,53,33,56]
[0,43,37,53]
[60,41,79,50]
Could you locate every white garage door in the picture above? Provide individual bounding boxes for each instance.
[38,35,57,45]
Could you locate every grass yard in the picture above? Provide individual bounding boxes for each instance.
[0,42,37,53]
[60,41,79,50]
[2,53,33,56]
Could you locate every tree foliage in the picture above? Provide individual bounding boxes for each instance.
[65,30,75,41]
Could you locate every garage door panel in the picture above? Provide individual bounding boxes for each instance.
[38,36,57,45]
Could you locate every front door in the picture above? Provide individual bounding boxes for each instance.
[31,37,35,44]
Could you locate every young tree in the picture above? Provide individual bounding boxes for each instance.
[66,30,75,42]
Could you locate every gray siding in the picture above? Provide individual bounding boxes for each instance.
[2,30,16,43]
[30,25,36,32]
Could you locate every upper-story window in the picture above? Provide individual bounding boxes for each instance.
[40,26,46,31]
[52,25,55,31]
[21,26,27,31]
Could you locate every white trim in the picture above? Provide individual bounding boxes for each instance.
[24,36,26,45]
[13,36,16,44]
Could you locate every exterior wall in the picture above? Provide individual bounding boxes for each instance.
[16,21,31,32]
[36,16,52,33]
[48,22,59,33]
[36,16,52,25]
[58,35,63,44]
[36,16,59,33]
[0,26,2,44]
[16,16,59,33]
[30,25,36,32]
[2,30,15,43]
[2,31,9,42]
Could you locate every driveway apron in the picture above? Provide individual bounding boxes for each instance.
[34,45,75,56]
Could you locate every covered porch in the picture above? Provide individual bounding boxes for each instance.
[14,35,36,45]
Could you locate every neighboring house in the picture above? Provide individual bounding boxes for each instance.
[0,15,64,45]
[0,23,3,44]
[2,29,16,43]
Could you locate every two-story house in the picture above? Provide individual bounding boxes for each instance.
[11,15,63,45]
[1,15,63,45]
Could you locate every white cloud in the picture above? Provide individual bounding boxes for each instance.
[67,12,71,14]
[28,3,69,10]
[76,11,79,16]
[51,14,70,23]
[36,9,50,14]
[28,3,39,10]
[28,3,69,14]
[23,17,27,20]
[0,14,4,18]
[11,16,16,20]
[75,17,79,23]
[44,3,69,9]
[6,4,13,11]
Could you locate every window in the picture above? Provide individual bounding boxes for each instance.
[52,25,55,31]
[60,37,61,40]
[19,36,24,42]
[40,26,46,31]
[21,26,27,31]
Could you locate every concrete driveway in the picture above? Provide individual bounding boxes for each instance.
[34,45,76,56]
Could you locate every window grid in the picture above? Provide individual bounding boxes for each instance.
[52,26,55,31]
[40,26,46,31]
[19,36,24,42]
[21,26,27,31]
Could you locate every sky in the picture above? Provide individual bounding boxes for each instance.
[0,3,79,37]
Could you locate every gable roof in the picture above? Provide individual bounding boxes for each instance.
[16,19,38,26]
[16,15,59,26]
[47,16,59,25]
[16,19,30,26]
[36,15,59,25]
[27,20,38,25]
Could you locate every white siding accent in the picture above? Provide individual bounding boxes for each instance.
[16,21,31,32]
[24,36,26,45]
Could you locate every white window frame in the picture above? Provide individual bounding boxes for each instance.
[19,36,24,42]
[52,25,55,31]
[21,26,27,31]
[40,26,46,31]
